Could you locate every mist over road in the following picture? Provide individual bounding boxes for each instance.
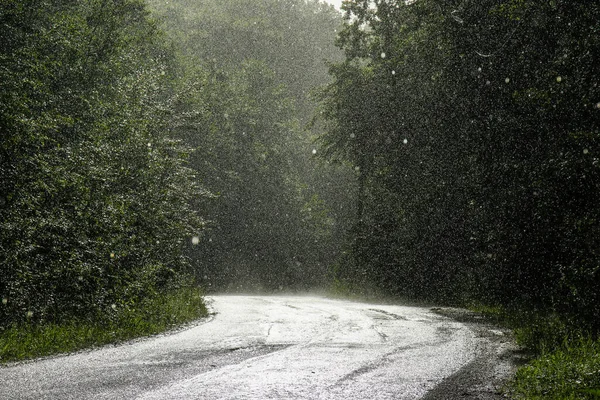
[0,296,514,399]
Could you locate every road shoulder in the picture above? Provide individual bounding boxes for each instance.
[422,308,527,399]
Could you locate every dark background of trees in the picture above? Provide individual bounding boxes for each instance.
[317,0,599,330]
[146,0,355,291]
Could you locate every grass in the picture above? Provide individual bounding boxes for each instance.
[0,286,208,364]
[510,337,600,399]
[468,304,600,399]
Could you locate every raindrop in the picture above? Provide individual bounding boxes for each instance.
[111,304,117,310]
[26,311,33,318]
[147,142,152,147]
[486,80,491,85]
[380,52,386,59]
[505,77,510,83]
[355,166,360,171]
[403,138,408,144]
[556,76,562,82]
[596,102,600,109]
[192,236,200,245]
[110,252,115,258]
[391,70,396,75]
[350,133,355,139]
[1,298,7,305]
[312,149,317,155]
[583,149,589,155]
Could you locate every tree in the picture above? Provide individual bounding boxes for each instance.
[0,0,205,327]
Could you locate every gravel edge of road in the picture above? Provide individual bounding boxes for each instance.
[422,308,528,400]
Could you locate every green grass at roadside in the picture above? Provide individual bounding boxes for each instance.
[0,287,207,364]
[468,304,600,399]
[510,337,600,399]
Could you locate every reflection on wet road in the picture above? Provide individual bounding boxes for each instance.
[0,295,482,399]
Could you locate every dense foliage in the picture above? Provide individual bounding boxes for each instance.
[0,0,205,327]
[148,0,354,290]
[317,0,600,329]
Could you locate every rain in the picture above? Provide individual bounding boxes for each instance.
[1,0,599,399]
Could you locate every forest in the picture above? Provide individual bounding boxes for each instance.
[0,0,352,338]
[1,0,600,397]
[318,0,599,330]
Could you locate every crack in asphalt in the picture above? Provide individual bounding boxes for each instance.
[368,308,408,320]
[334,344,418,385]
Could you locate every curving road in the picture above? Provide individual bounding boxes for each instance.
[0,295,515,399]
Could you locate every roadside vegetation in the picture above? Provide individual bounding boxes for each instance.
[473,307,600,399]
[512,336,600,400]
[0,286,206,363]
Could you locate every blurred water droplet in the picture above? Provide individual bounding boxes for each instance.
[403,138,408,144]
[380,52,386,59]
[111,304,117,310]
[583,149,589,155]
[312,149,317,155]
[505,77,510,83]
[26,311,33,318]
[192,236,200,245]
[556,76,562,82]
[1,298,7,305]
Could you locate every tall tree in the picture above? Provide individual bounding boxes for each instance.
[0,0,205,326]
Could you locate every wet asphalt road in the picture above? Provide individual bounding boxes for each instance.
[0,295,513,399]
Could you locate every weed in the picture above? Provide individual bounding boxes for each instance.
[0,287,207,364]
[510,337,600,399]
